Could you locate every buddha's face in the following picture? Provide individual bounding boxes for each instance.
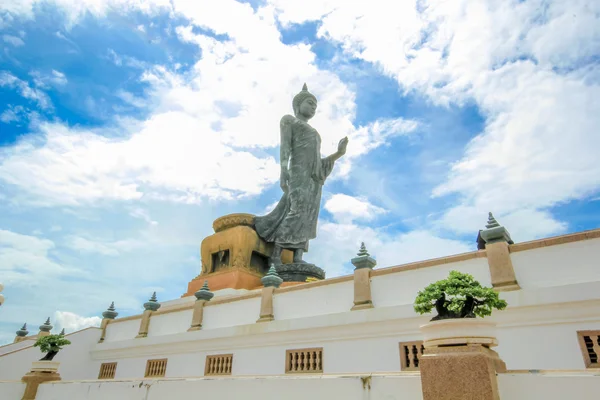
[298,97,317,120]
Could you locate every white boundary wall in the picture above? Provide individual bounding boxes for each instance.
[23,372,600,400]
[1,235,599,382]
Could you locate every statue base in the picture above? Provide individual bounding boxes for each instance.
[183,213,293,296]
[275,263,325,282]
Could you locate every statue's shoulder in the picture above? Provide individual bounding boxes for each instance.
[280,114,296,127]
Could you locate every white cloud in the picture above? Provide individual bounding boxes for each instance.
[0,105,24,123]
[50,70,67,85]
[324,193,387,222]
[106,48,147,69]
[310,221,472,278]
[0,2,418,207]
[0,114,281,205]
[30,69,68,88]
[2,34,24,46]
[0,229,71,284]
[0,71,52,109]
[53,311,101,334]
[129,208,158,226]
[269,0,600,240]
[65,235,145,256]
[0,0,171,27]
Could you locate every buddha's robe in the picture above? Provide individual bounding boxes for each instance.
[255,115,336,252]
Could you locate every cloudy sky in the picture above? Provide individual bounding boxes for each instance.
[0,0,599,344]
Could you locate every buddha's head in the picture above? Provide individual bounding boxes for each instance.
[293,83,317,120]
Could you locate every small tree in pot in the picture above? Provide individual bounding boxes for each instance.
[414,270,507,320]
[33,334,71,361]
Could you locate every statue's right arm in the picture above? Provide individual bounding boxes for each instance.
[280,115,294,172]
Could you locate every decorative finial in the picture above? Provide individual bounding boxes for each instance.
[302,82,308,91]
[60,328,65,336]
[351,242,377,270]
[261,264,283,288]
[102,302,118,319]
[39,318,53,332]
[480,212,513,245]
[194,280,215,301]
[16,323,29,337]
[485,212,500,229]
[143,292,161,311]
[357,242,370,257]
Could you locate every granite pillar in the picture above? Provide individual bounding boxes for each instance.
[350,243,376,311]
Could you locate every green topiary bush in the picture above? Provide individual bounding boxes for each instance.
[33,334,71,361]
[414,270,508,321]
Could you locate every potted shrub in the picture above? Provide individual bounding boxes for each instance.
[31,333,71,372]
[414,270,507,347]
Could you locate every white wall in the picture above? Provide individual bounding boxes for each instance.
[0,328,102,381]
[371,257,491,308]
[35,374,424,400]
[32,372,600,400]
[0,381,25,399]
[496,321,600,370]
[274,280,354,320]
[104,319,141,342]
[202,296,261,329]
[498,372,600,400]
[0,338,35,356]
[512,237,600,288]
[147,310,193,337]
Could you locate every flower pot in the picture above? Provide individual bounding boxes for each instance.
[31,361,60,372]
[419,318,498,348]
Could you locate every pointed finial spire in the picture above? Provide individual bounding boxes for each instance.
[60,328,65,336]
[102,301,119,319]
[357,242,370,257]
[266,265,279,276]
[485,212,500,229]
[261,264,283,288]
[480,212,513,245]
[39,318,53,332]
[302,82,308,91]
[351,242,377,270]
[16,323,29,337]
[194,280,215,301]
[143,291,161,311]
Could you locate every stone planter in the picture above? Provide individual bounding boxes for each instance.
[31,361,60,372]
[419,318,498,348]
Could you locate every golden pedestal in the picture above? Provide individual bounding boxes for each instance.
[183,214,293,296]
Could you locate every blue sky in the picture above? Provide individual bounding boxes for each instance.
[0,0,599,343]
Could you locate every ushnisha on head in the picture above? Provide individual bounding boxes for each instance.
[292,83,317,120]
